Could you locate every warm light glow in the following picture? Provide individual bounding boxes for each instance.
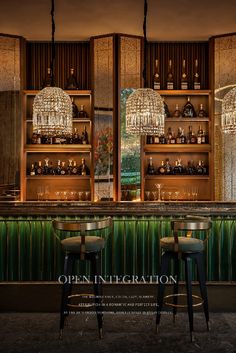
[33,87,73,134]
[126,88,165,135]
[221,86,236,134]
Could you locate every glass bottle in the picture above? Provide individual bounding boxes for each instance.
[167,127,173,144]
[71,97,79,119]
[37,161,43,175]
[30,163,35,176]
[55,160,61,175]
[60,161,67,175]
[165,159,172,175]
[48,161,55,175]
[198,104,207,117]
[201,160,208,175]
[181,59,188,90]
[193,59,201,90]
[167,59,174,90]
[78,105,88,119]
[196,160,204,175]
[67,160,73,175]
[31,132,38,144]
[173,104,182,118]
[190,129,197,144]
[42,67,54,88]
[146,135,153,144]
[81,125,89,144]
[157,160,165,175]
[72,161,78,175]
[201,130,207,144]
[176,127,182,144]
[180,128,186,144]
[170,133,176,144]
[72,128,81,144]
[153,59,161,90]
[154,135,160,144]
[186,160,195,175]
[43,158,50,175]
[164,101,171,118]
[65,68,79,90]
[197,125,203,144]
[182,97,196,117]
[159,134,166,144]
[78,158,90,176]
[147,157,155,175]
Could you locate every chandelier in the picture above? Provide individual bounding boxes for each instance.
[221,86,236,134]
[126,0,164,135]
[33,0,72,135]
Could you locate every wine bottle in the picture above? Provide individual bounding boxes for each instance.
[157,160,165,175]
[71,97,79,119]
[147,157,155,175]
[182,97,196,117]
[167,59,174,90]
[197,125,203,144]
[65,68,79,90]
[181,59,188,90]
[176,127,182,144]
[153,59,161,90]
[193,59,200,90]
[78,158,90,176]
[173,104,182,118]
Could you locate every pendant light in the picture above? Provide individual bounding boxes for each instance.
[221,86,236,134]
[126,0,165,135]
[32,0,72,135]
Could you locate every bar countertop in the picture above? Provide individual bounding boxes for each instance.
[0,201,236,216]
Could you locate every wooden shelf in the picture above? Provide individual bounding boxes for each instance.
[154,90,211,96]
[144,144,211,153]
[26,175,90,180]
[24,144,91,152]
[165,117,209,122]
[26,118,91,123]
[145,175,210,180]
[23,90,92,96]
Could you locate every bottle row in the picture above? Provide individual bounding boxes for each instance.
[30,127,89,145]
[153,59,201,90]
[163,98,207,118]
[147,158,208,176]
[146,125,208,145]
[29,158,90,176]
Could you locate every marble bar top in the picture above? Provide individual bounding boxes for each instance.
[0,201,236,217]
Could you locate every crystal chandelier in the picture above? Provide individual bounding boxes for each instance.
[126,0,164,135]
[221,86,236,134]
[32,0,72,135]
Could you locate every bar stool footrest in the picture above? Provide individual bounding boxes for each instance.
[164,293,204,308]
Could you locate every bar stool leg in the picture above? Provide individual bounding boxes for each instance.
[195,252,209,331]
[156,252,170,333]
[184,256,194,342]
[91,252,103,339]
[59,254,74,339]
[172,253,179,323]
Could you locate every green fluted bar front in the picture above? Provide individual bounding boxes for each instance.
[0,216,235,281]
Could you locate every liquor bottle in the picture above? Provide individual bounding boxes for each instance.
[173,159,184,175]
[42,67,54,88]
[48,161,55,175]
[67,160,73,175]
[167,127,173,144]
[81,125,89,144]
[170,133,176,144]
[181,59,188,90]
[165,159,172,175]
[43,158,50,175]
[30,163,36,176]
[147,157,155,175]
[60,132,67,145]
[186,160,195,175]
[193,59,200,90]
[78,105,88,119]
[190,129,197,144]
[197,125,203,144]
[71,97,79,119]
[55,160,61,175]
[60,161,67,175]
[31,132,38,144]
[182,97,196,117]
[65,68,79,90]
[72,161,78,175]
[72,128,81,144]
[154,135,160,144]
[78,158,90,176]
[176,127,182,144]
[36,133,42,144]
[201,130,207,144]
[66,132,73,144]
[159,134,166,144]
[53,133,61,144]
[164,101,171,118]
[173,160,181,175]
[201,160,208,175]
[196,160,204,175]
[153,59,161,90]
[146,135,153,144]
[37,161,43,175]
[180,128,186,144]
[173,104,182,118]
[157,160,165,175]
[166,59,174,90]
[198,104,207,117]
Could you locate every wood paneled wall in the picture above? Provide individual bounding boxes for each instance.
[146,42,209,89]
[26,42,90,90]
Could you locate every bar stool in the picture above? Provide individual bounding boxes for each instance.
[156,216,212,342]
[52,217,112,339]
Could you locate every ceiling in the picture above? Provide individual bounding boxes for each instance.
[0,0,235,42]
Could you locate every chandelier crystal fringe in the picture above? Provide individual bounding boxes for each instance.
[33,87,72,134]
[126,88,165,135]
[222,86,236,134]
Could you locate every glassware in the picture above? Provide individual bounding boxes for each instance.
[37,186,44,201]
[155,183,163,201]
[145,191,151,201]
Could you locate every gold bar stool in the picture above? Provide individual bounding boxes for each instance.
[156,216,212,342]
[52,217,112,339]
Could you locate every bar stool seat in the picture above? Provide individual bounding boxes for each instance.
[156,216,212,342]
[52,217,112,340]
[160,236,204,252]
[61,236,105,253]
